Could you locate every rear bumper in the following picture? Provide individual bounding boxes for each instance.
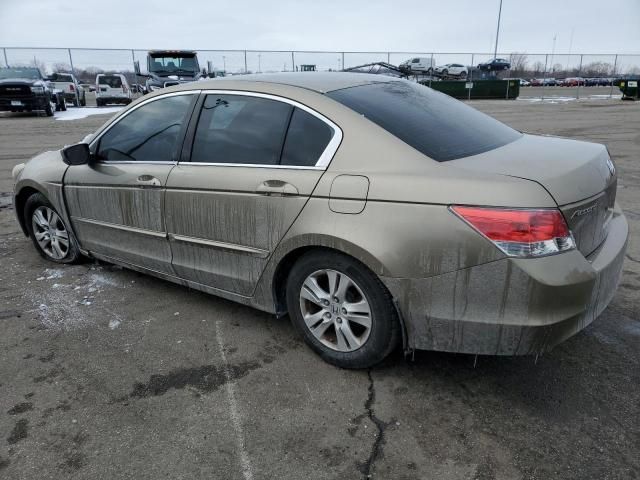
[383,205,628,355]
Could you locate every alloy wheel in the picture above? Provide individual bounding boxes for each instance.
[31,206,70,260]
[299,269,372,352]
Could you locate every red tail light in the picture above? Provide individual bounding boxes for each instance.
[451,206,575,258]
[69,84,74,91]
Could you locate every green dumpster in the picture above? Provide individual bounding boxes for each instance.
[619,79,639,100]
[420,79,520,100]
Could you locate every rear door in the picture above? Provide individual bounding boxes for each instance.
[165,91,341,295]
[64,91,198,273]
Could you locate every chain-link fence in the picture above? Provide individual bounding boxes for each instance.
[2,47,638,100]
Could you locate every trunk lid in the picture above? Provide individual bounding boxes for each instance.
[451,134,617,256]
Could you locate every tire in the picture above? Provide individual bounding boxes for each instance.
[73,97,79,107]
[442,69,448,76]
[60,99,67,111]
[286,250,399,369]
[80,94,86,107]
[24,193,81,264]
[96,99,103,107]
[45,101,54,117]
[460,71,467,79]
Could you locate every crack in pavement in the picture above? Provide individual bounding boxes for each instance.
[358,369,390,479]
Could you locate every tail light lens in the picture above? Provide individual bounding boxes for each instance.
[451,206,575,258]
[70,84,74,91]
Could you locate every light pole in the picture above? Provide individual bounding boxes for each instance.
[493,0,503,60]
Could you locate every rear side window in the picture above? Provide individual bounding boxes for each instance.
[327,81,521,161]
[51,74,73,82]
[281,108,334,167]
[99,76,123,88]
[191,94,292,165]
[96,94,194,162]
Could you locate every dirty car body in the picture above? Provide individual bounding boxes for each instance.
[12,73,628,367]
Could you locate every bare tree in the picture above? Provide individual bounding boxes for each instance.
[509,52,528,76]
[52,62,72,73]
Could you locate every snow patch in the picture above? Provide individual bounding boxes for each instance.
[55,106,124,121]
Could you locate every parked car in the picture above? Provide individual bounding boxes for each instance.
[0,67,66,116]
[478,58,511,71]
[48,72,86,107]
[434,63,468,78]
[12,73,627,368]
[95,74,132,106]
[504,78,530,86]
[560,77,585,87]
[135,50,205,93]
[398,57,436,74]
[531,78,557,86]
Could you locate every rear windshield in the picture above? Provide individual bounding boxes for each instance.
[327,81,521,161]
[51,73,73,82]
[98,76,123,88]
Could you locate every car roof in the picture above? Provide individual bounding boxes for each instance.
[174,72,396,94]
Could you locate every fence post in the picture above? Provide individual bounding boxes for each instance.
[67,48,80,106]
[469,53,474,101]
[541,54,549,101]
[2,48,8,67]
[341,52,345,71]
[291,51,295,72]
[429,53,434,88]
[131,49,136,73]
[576,54,583,99]
[609,54,618,98]
[244,50,247,73]
[387,52,390,64]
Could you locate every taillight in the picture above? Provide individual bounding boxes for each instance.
[70,84,74,91]
[451,206,575,258]
[123,86,128,93]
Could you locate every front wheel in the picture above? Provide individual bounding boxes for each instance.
[25,193,81,264]
[286,250,399,368]
[80,94,86,107]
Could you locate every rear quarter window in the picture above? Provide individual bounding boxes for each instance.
[327,81,521,161]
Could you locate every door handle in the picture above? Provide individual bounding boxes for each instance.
[256,180,299,196]
[136,175,161,187]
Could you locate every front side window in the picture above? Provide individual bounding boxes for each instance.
[191,94,292,165]
[96,94,194,162]
[327,81,521,161]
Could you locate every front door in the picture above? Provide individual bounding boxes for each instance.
[165,92,340,295]
[64,92,198,274]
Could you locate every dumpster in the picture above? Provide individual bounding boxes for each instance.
[619,80,639,100]
[420,79,520,100]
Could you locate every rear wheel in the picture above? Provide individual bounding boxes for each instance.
[80,94,86,107]
[45,101,54,117]
[25,193,81,264]
[286,251,399,368]
[72,97,79,107]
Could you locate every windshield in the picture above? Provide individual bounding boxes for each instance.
[0,68,42,80]
[327,80,521,162]
[149,54,199,73]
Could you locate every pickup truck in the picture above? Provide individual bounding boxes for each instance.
[135,50,208,93]
[0,67,66,116]
[48,72,86,107]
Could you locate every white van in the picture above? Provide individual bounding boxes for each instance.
[95,74,132,106]
[399,57,435,74]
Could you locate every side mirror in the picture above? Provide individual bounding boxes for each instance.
[62,143,91,166]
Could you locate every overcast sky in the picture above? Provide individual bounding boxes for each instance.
[1,0,639,54]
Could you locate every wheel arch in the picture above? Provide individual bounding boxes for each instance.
[14,186,46,237]
[267,234,391,316]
